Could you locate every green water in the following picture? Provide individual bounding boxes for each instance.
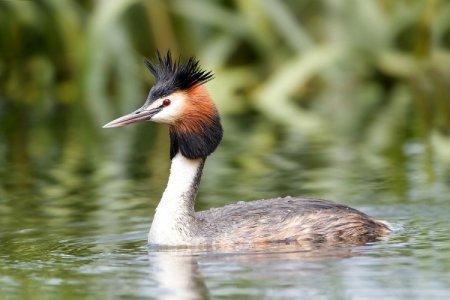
[0,111,449,299]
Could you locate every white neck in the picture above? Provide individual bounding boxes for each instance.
[148,153,205,245]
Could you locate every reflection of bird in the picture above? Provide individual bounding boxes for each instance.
[149,251,209,300]
[104,52,391,247]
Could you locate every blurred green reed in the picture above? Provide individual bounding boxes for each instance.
[0,0,449,169]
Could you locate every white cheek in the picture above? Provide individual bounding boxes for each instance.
[151,100,184,124]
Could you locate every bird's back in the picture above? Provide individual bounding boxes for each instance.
[196,197,390,246]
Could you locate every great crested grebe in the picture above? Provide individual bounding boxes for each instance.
[104,52,391,247]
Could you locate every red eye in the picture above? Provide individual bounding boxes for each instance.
[163,99,171,107]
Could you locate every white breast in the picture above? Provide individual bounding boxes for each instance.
[148,153,204,245]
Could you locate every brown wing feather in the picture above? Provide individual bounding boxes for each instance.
[196,197,390,245]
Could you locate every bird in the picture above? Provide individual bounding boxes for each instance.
[103,51,391,247]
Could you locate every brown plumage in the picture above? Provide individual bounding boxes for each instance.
[174,86,217,133]
[195,197,390,246]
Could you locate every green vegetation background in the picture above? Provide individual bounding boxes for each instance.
[0,0,449,198]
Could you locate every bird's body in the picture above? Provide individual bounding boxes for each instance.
[197,197,390,246]
[145,153,389,246]
[104,52,391,247]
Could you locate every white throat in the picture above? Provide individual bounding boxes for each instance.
[148,153,205,245]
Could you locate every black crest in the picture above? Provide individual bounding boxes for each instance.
[144,51,214,102]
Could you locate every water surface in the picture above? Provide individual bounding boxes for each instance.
[0,114,449,299]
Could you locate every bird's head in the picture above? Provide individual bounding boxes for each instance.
[103,51,223,159]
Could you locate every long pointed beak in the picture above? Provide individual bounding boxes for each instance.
[103,107,162,128]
